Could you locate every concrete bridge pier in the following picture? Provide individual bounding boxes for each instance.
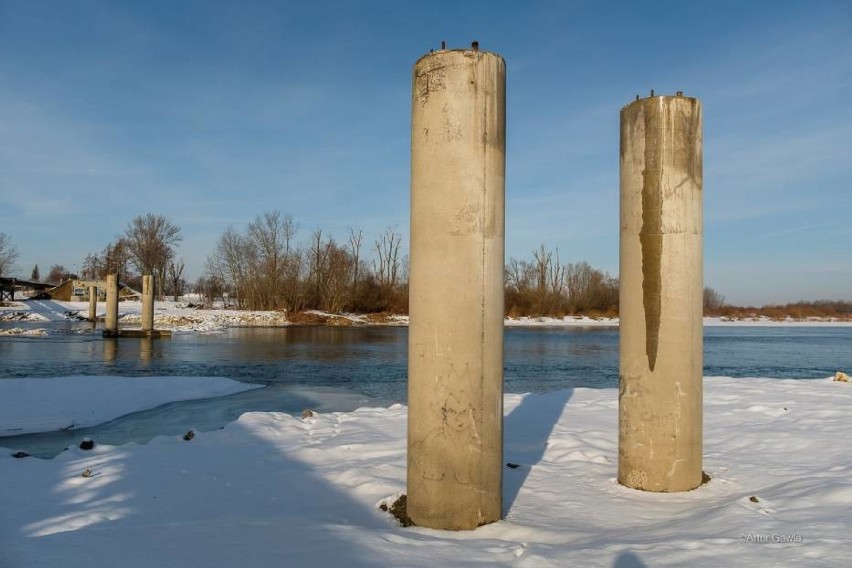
[407,43,506,530]
[141,275,154,333]
[618,92,704,492]
[88,285,98,323]
[104,274,119,336]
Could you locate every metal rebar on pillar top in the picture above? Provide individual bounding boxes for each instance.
[618,92,704,492]
[407,43,506,530]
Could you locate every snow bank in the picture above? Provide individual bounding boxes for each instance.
[0,327,48,336]
[7,299,852,334]
[505,315,618,327]
[1,376,849,567]
[0,376,264,436]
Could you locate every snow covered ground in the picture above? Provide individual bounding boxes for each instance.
[1,375,849,567]
[3,299,852,333]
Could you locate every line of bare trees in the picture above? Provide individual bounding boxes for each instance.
[201,224,626,317]
[506,244,620,317]
[201,211,407,313]
[201,224,702,317]
[506,245,736,317]
[11,217,739,318]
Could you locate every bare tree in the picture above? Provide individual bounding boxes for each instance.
[505,258,535,315]
[123,213,182,299]
[532,244,552,295]
[321,241,354,313]
[564,261,618,313]
[102,239,134,283]
[506,258,533,294]
[80,253,101,280]
[704,287,726,313]
[308,229,331,307]
[306,229,358,312]
[248,211,295,309]
[373,226,402,309]
[281,248,306,313]
[206,211,301,310]
[207,227,252,308]
[168,260,185,301]
[347,227,363,298]
[195,275,224,307]
[549,248,565,298]
[0,233,18,276]
[46,264,69,285]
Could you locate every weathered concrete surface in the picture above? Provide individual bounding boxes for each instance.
[619,94,703,492]
[105,274,119,334]
[88,285,97,322]
[141,275,154,332]
[407,46,506,529]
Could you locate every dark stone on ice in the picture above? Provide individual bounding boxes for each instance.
[79,439,95,450]
[183,430,195,441]
[11,451,29,459]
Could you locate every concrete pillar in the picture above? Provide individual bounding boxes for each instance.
[105,274,119,334]
[618,93,703,492]
[407,44,506,530]
[88,285,97,322]
[141,275,154,332]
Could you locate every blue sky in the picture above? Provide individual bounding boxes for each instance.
[1,0,850,305]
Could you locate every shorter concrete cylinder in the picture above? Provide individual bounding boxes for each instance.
[105,275,119,334]
[141,275,154,332]
[88,286,97,322]
[618,94,703,492]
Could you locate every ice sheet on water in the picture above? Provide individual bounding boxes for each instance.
[0,375,264,436]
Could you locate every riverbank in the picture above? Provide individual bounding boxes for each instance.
[1,375,849,567]
[3,299,852,334]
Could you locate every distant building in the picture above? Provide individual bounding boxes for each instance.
[0,277,52,301]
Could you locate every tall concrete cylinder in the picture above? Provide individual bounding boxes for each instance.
[141,275,154,332]
[619,94,703,492]
[88,285,97,322]
[105,274,119,334]
[407,45,506,530]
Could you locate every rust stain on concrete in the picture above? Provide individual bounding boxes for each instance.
[640,101,663,372]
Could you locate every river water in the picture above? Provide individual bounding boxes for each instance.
[1,323,850,456]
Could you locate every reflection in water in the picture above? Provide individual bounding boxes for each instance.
[103,337,118,364]
[139,337,153,365]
